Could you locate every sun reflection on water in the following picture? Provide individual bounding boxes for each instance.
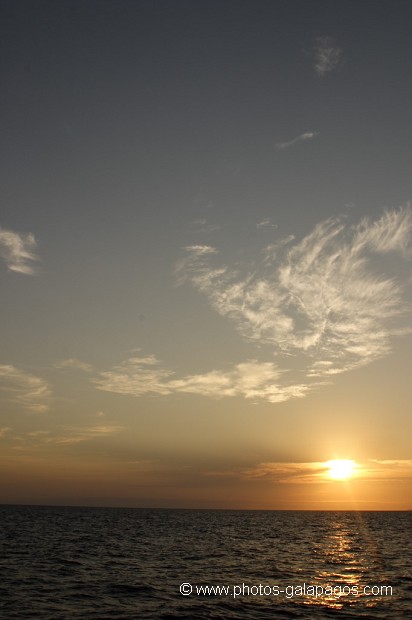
[301,512,389,611]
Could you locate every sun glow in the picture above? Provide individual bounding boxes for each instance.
[326,459,357,480]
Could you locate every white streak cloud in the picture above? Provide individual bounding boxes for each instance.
[256,218,278,230]
[275,132,317,149]
[45,425,124,445]
[0,365,51,413]
[0,226,39,275]
[56,358,93,372]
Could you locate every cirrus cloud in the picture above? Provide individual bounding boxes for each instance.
[93,208,412,405]
[312,36,342,76]
[0,226,39,275]
[94,355,311,404]
[176,207,412,379]
[0,365,51,413]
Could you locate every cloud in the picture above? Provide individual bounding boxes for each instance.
[177,207,412,379]
[8,425,123,448]
[238,461,328,483]
[183,245,218,257]
[190,219,220,234]
[91,208,412,406]
[174,245,221,287]
[94,355,310,404]
[45,425,123,445]
[0,226,39,275]
[0,427,11,438]
[205,461,331,484]
[256,218,278,231]
[275,132,317,149]
[312,36,342,76]
[56,358,93,372]
[0,365,51,413]
[94,354,174,397]
[206,459,412,484]
[365,459,412,480]
[169,361,310,403]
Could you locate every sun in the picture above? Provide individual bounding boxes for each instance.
[326,459,356,480]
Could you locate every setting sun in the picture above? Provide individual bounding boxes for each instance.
[326,459,357,480]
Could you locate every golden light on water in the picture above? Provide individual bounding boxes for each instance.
[326,459,357,480]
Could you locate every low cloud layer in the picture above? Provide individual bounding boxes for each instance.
[0,226,39,275]
[2,425,123,449]
[206,459,412,484]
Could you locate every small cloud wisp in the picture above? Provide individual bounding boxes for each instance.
[312,36,342,76]
[0,226,39,275]
[275,132,317,150]
[0,365,51,413]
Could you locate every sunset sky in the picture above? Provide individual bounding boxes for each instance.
[1,0,412,509]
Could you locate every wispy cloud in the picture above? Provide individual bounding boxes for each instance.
[177,207,412,379]
[0,365,51,413]
[169,361,310,403]
[45,425,124,445]
[0,226,39,275]
[210,461,329,484]
[365,459,412,480]
[9,425,123,448]
[56,358,93,372]
[174,245,221,287]
[275,132,317,149]
[206,459,412,484]
[94,355,310,403]
[241,461,328,483]
[312,36,342,76]
[190,219,220,235]
[256,218,278,231]
[91,208,412,405]
[94,354,174,397]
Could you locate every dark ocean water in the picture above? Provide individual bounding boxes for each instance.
[0,506,411,619]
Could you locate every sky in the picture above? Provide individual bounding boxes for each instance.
[1,0,412,509]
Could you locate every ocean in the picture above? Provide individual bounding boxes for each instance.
[1,506,411,619]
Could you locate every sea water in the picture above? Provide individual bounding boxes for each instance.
[1,506,411,619]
